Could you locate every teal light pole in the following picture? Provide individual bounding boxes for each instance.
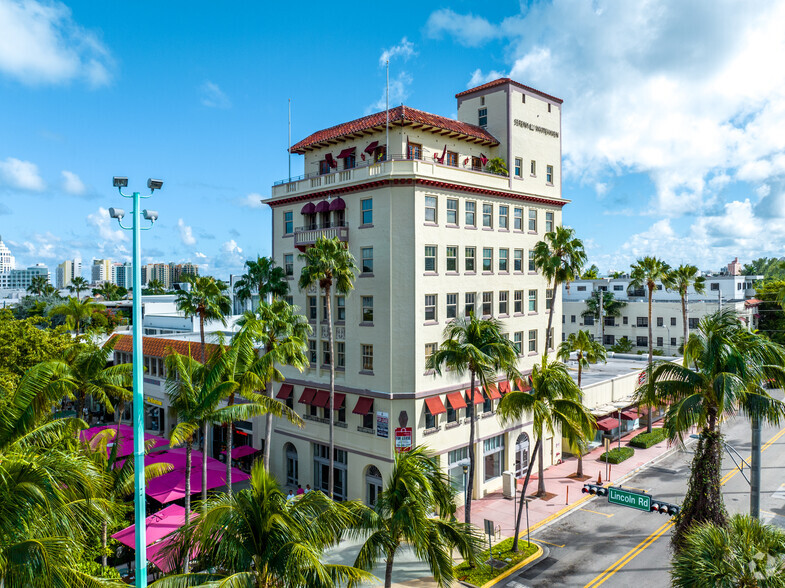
[109,176,163,588]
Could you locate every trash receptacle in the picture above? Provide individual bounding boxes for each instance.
[502,470,514,499]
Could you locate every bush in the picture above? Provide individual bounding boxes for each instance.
[454,536,538,586]
[609,337,634,353]
[599,446,634,464]
[630,428,667,449]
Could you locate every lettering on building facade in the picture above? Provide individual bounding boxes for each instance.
[513,119,559,138]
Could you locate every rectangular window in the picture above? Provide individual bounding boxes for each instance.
[637,317,648,327]
[546,165,554,184]
[657,337,664,347]
[530,160,536,175]
[446,293,457,319]
[446,151,458,167]
[447,402,457,424]
[465,247,476,271]
[483,247,493,272]
[322,341,331,366]
[284,211,293,235]
[514,207,523,230]
[284,253,293,276]
[446,198,458,224]
[362,296,374,323]
[710,283,720,291]
[482,292,493,317]
[604,316,614,326]
[514,249,523,272]
[545,211,554,233]
[514,332,523,354]
[361,344,374,372]
[425,294,437,322]
[344,154,356,169]
[425,343,437,368]
[689,318,700,329]
[465,201,476,226]
[361,247,373,274]
[425,404,436,429]
[336,296,346,321]
[499,205,509,229]
[514,290,523,313]
[499,291,508,315]
[446,246,458,272]
[308,296,317,321]
[319,160,330,175]
[322,296,328,321]
[671,337,677,347]
[584,315,595,326]
[528,330,537,352]
[308,340,317,364]
[546,289,553,310]
[407,142,422,160]
[657,317,664,327]
[483,434,504,481]
[637,336,648,347]
[465,292,476,317]
[528,289,538,312]
[499,248,509,272]
[614,284,624,291]
[604,334,615,345]
[425,196,437,223]
[514,158,522,177]
[363,406,374,429]
[528,251,536,272]
[623,316,629,325]
[671,317,677,326]
[482,203,493,228]
[425,246,437,272]
[361,198,373,225]
[528,209,537,232]
[478,107,488,127]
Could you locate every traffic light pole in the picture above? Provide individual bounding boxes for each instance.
[750,415,761,519]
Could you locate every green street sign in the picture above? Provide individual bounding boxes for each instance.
[608,486,651,512]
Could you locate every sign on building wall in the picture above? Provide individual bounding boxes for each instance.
[395,427,412,452]
[376,411,389,438]
[145,396,163,406]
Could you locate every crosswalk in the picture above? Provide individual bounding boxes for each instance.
[772,483,785,501]
[504,581,532,588]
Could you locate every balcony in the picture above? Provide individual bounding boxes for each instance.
[294,221,349,249]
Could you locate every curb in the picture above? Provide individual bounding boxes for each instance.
[482,543,549,588]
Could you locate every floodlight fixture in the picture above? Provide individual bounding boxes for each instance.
[108,207,126,219]
[113,176,129,188]
[147,178,163,191]
[143,209,158,222]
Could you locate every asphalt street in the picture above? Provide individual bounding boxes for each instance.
[499,391,785,588]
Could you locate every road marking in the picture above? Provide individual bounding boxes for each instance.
[772,484,785,501]
[721,426,785,486]
[532,538,565,548]
[580,508,614,518]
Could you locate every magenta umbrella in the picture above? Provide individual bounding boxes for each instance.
[220,445,260,460]
[146,466,250,503]
[145,449,226,472]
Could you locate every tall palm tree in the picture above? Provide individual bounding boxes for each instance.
[299,236,357,499]
[67,276,89,299]
[641,309,785,549]
[426,315,520,525]
[353,447,481,588]
[533,226,587,352]
[581,264,600,279]
[234,255,289,312]
[26,274,49,296]
[671,514,785,587]
[629,256,672,433]
[557,330,607,477]
[92,282,126,301]
[669,264,706,360]
[497,355,595,550]
[150,462,374,588]
[581,290,626,343]
[146,279,167,295]
[234,298,310,468]
[50,296,102,338]
[175,274,232,364]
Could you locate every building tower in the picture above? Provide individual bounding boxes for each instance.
[0,235,15,274]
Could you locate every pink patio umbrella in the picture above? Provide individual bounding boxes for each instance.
[146,465,250,504]
[220,445,260,459]
[146,449,226,472]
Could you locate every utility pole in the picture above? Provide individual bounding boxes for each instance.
[599,286,605,344]
[751,414,761,518]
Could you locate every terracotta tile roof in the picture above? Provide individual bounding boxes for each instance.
[289,105,499,154]
[455,77,563,105]
[109,334,222,362]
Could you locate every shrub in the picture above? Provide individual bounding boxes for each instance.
[630,428,667,449]
[609,337,634,353]
[599,446,634,464]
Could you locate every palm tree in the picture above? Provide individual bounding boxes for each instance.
[671,514,785,587]
[175,274,232,364]
[497,355,595,551]
[610,270,626,278]
[150,462,374,588]
[641,309,785,550]
[426,315,520,525]
[234,255,289,312]
[533,226,587,352]
[67,276,89,299]
[629,256,672,433]
[146,279,166,295]
[669,264,706,360]
[234,298,310,468]
[353,447,481,588]
[581,290,626,343]
[26,274,49,296]
[50,296,102,337]
[581,264,600,279]
[557,330,607,477]
[92,282,126,301]
[299,236,358,499]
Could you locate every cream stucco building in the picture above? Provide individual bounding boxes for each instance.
[259,78,569,505]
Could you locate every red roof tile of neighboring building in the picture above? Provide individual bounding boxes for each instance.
[289,105,499,154]
[455,78,563,104]
[109,334,222,361]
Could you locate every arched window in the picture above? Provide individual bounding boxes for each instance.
[285,443,298,487]
[514,433,530,478]
[366,465,383,506]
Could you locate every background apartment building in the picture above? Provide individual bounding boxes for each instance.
[56,259,82,289]
[0,236,15,274]
[91,258,113,285]
[262,78,566,505]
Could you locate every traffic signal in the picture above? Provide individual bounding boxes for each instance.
[650,501,680,516]
[582,483,608,497]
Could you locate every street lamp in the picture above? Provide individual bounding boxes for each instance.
[108,176,162,588]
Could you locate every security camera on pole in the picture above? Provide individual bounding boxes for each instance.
[108,176,163,588]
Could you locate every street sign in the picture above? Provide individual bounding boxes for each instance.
[484,519,494,536]
[394,427,412,452]
[608,486,651,512]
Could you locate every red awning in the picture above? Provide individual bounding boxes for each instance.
[447,391,467,410]
[595,417,620,432]
[352,396,374,415]
[329,197,346,211]
[620,408,641,421]
[325,153,336,167]
[299,387,316,405]
[312,390,330,408]
[276,383,293,400]
[498,381,511,395]
[515,378,532,392]
[466,388,484,405]
[488,383,502,400]
[315,200,330,213]
[334,393,346,411]
[301,202,315,214]
[364,141,379,155]
[337,147,356,159]
[424,396,447,415]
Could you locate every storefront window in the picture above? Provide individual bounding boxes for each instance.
[483,435,505,482]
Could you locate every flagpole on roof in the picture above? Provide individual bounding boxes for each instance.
[386,60,389,161]
[288,98,292,183]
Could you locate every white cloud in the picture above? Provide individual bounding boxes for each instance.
[86,207,128,243]
[212,239,244,271]
[177,218,196,246]
[61,169,85,195]
[200,81,231,109]
[369,71,413,112]
[468,68,506,88]
[0,157,45,190]
[237,193,264,208]
[379,37,415,66]
[194,251,207,259]
[426,9,499,47]
[0,0,112,87]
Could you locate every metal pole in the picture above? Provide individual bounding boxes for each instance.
[385,60,389,160]
[131,191,147,587]
[288,98,291,183]
[513,474,517,532]
[599,286,604,343]
[525,498,530,546]
[751,415,761,519]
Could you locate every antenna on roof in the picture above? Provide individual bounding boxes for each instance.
[386,60,389,161]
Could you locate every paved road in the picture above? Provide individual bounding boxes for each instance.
[500,392,785,588]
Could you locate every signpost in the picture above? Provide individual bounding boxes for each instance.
[484,519,495,564]
[608,487,651,512]
[394,427,412,452]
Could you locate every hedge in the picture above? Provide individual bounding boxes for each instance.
[599,446,634,464]
[629,428,667,449]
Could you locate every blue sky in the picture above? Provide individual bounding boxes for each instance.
[2,0,785,280]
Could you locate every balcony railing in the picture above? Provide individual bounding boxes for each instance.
[294,221,349,248]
